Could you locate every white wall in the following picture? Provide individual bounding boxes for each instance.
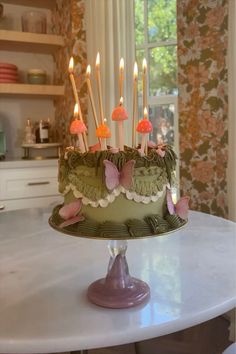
[0,3,55,159]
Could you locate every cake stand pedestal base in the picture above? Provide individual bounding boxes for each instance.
[87,240,150,309]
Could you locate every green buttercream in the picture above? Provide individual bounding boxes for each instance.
[126,219,152,237]
[68,165,108,201]
[98,222,130,238]
[145,214,170,233]
[81,193,166,223]
[165,214,185,228]
[50,204,186,239]
[58,145,177,197]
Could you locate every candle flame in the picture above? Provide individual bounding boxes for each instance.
[120,57,124,71]
[133,62,138,79]
[104,117,107,124]
[86,65,91,77]
[120,96,124,105]
[74,103,79,118]
[144,107,148,118]
[96,52,100,68]
[69,57,74,73]
[142,58,147,72]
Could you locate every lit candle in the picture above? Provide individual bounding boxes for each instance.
[69,103,87,153]
[68,57,88,151]
[96,118,111,151]
[119,57,124,99]
[86,65,101,145]
[95,52,104,124]
[68,57,79,104]
[132,62,138,148]
[111,97,128,151]
[136,107,153,156]
[142,58,147,112]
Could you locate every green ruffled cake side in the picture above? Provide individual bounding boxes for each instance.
[50,204,186,239]
[59,146,177,201]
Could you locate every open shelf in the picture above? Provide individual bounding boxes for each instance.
[0,83,65,97]
[2,0,56,9]
[0,30,64,54]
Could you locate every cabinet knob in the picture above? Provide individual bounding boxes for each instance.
[0,205,5,211]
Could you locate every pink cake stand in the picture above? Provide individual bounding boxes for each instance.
[87,240,150,308]
[49,216,187,309]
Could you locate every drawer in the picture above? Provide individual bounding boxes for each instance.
[0,196,62,212]
[0,166,59,200]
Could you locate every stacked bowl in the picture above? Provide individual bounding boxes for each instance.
[0,63,19,83]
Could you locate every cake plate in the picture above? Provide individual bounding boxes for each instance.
[49,217,187,309]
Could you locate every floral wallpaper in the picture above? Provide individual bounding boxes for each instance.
[177,0,228,218]
[52,0,87,147]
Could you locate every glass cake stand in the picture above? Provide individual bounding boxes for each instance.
[49,217,187,309]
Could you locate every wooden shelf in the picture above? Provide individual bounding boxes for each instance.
[0,30,64,54]
[2,0,56,9]
[0,83,65,97]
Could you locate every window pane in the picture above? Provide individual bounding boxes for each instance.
[149,103,175,145]
[137,103,175,147]
[148,0,176,43]
[149,46,177,95]
[134,0,145,46]
[136,49,145,97]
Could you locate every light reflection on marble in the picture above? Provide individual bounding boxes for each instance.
[0,209,235,353]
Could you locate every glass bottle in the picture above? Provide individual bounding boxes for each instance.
[35,120,49,143]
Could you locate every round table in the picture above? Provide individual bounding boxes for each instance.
[0,209,235,353]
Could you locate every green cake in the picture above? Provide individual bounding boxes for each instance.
[50,144,187,239]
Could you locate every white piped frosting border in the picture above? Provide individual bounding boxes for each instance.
[63,183,170,208]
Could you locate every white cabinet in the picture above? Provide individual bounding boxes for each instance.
[0,160,62,212]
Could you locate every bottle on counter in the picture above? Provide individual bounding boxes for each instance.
[35,119,49,143]
[23,119,36,144]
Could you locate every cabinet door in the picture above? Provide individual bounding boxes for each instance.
[0,166,59,200]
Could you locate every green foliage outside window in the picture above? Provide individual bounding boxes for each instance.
[134,0,177,95]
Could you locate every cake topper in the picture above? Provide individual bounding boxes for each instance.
[166,188,190,220]
[103,159,135,191]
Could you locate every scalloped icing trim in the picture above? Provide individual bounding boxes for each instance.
[63,183,170,208]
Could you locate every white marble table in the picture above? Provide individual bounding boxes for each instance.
[0,209,235,353]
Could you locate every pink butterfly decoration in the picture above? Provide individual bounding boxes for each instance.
[147,141,166,157]
[156,147,165,157]
[59,199,85,228]
[147,141,157,148]
[166,189,190,220]
[103,159,136,191]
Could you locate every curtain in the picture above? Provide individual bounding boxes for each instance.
[85,0,135,147]
[228,0,236,222]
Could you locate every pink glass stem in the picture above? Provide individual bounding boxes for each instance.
[87,240,150,309]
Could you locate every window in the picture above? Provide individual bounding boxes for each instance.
[134,0,178,150]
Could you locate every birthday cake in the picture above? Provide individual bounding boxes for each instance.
[50,143,189,239]
[49,55,189,239]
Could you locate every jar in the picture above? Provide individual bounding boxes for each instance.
[35,120,49,144]
[27,69,47,85]
[21,11,47,34]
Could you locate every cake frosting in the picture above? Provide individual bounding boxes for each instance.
[50,144,188,239]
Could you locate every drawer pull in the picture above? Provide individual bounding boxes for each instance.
[0,205,5,210]
[27,181,50,186]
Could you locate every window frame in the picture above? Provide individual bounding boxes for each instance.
[134,0,179,185]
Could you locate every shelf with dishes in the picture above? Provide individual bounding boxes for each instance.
[0,83,65,97]
[1,0,56,9]
[0,30,64,54]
